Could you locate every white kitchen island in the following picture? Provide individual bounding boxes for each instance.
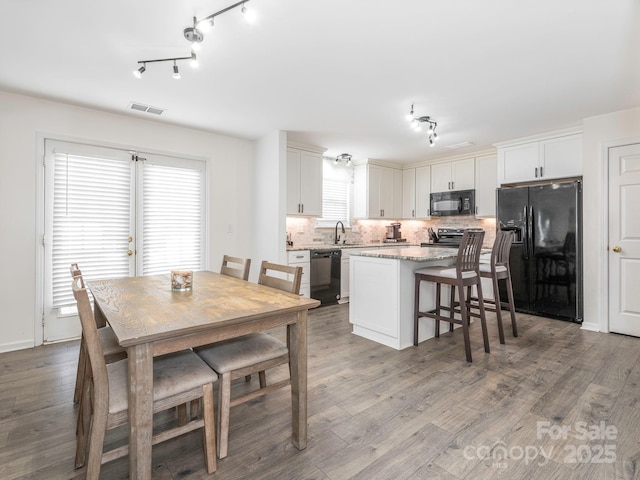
[349,246,461,350]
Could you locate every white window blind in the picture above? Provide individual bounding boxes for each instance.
[317,159,351,227]
[51,152,132,307]
[140,160,204,275]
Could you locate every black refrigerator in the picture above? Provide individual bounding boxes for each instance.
[497,181,583,323]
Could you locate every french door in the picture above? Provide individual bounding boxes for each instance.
[43,139,206,342]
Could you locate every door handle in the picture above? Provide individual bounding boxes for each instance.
[612,246,622,253]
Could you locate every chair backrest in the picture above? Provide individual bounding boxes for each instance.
[70,263,85,287]
[258,261,302,295]
[457,229,485,273]
[220,255,251,281]
[492,230,514,269]
[71,275,108,398]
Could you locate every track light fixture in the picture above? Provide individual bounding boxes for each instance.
[406,104,439,147]
[132,0,255,79]
[334,153,352,166]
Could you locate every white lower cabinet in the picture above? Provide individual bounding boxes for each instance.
[339,248,358,303]
[287,250,310,298]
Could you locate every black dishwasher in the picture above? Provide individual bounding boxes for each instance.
[310,249,341,306]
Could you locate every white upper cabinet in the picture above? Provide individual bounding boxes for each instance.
[415,165,432,219]
[497,133,582,185]
[354,164,403,219]
[286,147,323,216]
[431,158,475,192]
[474,155,497,218]
[402,168,416,218]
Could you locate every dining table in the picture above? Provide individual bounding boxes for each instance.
[88,270,320,480]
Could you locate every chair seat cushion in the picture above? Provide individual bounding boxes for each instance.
[194,333,288,374]
[98,326,125,356]
[478,264,508,274]
[107,350,218,415]
[415,266,477,279]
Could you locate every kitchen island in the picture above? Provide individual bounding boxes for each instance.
[349,246,461,350]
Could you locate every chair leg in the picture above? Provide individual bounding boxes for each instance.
[75,376,92,468]
[493,277,506,344]
[458,283,473,362]
[201,383,217,474]
[505,273,518,337]
[476,279,490,354]
[414,276,421,346]
[85,405,107,480]
[217,372,231,459]
[448,286,455,333]
[435,283,441,337]
[73,336,87,404]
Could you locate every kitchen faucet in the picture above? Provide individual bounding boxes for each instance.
[334,221,345,245]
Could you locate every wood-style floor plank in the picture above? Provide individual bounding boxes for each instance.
[1,304,640,479]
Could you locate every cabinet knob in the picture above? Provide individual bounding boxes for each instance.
[612,246,622,253]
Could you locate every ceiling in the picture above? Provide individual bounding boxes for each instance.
[2,0,639,164]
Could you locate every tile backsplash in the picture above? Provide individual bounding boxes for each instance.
[286,216,497,248]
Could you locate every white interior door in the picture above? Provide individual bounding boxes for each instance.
[609,143,640,337]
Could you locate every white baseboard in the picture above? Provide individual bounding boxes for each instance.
[0,339,35,354]
[580,321,600,332]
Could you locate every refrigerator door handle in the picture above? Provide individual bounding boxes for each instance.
[528,206,534,256]
[458,196,463,213]
[523,205,529,258]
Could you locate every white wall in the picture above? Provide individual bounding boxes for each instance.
[582,105,640,331]
[0,90,255,352]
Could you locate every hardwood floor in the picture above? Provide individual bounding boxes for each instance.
[2,304,640,479]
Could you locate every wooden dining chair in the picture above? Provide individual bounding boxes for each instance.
[71,263,126,405]
[72,275,217,478]
[220,254,251,280]
[413,230,490,362]
[195,261,303,459]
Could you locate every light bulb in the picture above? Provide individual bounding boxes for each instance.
[133,65,145,79]
[197,18,214,31]
[429,138,435,147]
[173,63,181,79]
[242,3,257,24]
[427,125,434,136]
[191,41,201,52]
[190,53,199,68]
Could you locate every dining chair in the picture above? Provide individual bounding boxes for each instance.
[71,263,126,405]
[413,230,490,362]
[220,254,252,280]
[72,275,218,478]
[475,230,518,342]
[195,260,303,459]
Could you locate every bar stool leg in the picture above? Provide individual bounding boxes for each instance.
[435,283,442,338]
[457,281,473,362]
[476,278,490,354]
[492,276,506,344]
[414,275,421,346]
[448,285,455,333]
[505,272,518,337]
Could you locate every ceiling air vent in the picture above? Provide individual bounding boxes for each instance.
[128,102,165,116]
[445,141,474,150]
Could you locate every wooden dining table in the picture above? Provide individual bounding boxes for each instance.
[88,270,320,480]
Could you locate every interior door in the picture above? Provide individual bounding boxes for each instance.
[609,143,640,336]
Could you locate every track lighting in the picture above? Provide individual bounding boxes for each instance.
[406,104,414,122]
[406,104,439,146]
[133,0,255,79]
[335,153,352,166]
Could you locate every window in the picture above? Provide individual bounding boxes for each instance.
[43,139,206,341]
[317,158,352,227]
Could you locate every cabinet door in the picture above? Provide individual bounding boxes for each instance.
[367,165,383,218]
[392,168,403,218]
[415,165,431,218]
[298,151,323,216]
[540,134,582,179]
[286,149,302,215]
[431,162,452,192]
[402,168,416,218]
[378,166,395,218]
[475,155,497,217]
[451,158,475,190]
[498,143,539,184]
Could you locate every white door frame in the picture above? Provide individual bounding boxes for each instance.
[599,137,640,333]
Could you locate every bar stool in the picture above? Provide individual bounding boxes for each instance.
[413,230,489,362]
[476,230,518,342]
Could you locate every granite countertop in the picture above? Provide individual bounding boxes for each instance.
[286,243,418,251]
[350,246,459,261]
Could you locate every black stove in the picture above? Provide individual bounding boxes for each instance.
[421,228,467,247]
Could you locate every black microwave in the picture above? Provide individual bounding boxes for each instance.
[430,189,475,216]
